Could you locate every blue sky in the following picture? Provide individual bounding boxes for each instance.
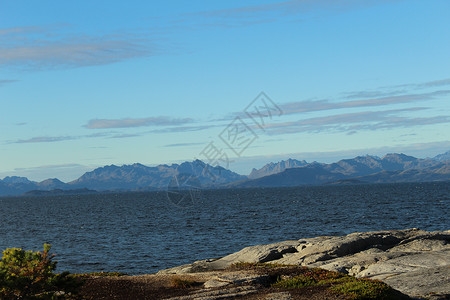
[0,0,449,182]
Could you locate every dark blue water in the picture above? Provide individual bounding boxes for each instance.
[0,182,448,275]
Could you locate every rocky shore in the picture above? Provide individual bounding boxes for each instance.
[79,228,449,299]
[156,228,449,299]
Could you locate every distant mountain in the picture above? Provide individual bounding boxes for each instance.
[236,163,345,187]
[0,177,70,196]
[235,152,449,188]
[68,160,245,191]
[350,162,450,184]
[432,151,450,162]
[0,177,38,196]
[38,178,66,189]
[2,176,33,184]
[248,158,308,179]
[0,151,448,197]
[0,160,246,196]
[246,153,440,181]
[322,155,383,176]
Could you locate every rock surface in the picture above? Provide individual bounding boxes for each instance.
[158,228,450,299]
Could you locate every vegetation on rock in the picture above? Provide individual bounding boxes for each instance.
[231,262,408,299]
[273,267,407,299]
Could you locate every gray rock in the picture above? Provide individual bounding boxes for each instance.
[383,266,450,299]
[210,240,299,268]
[158,228,450,299]
[203,279,231,288]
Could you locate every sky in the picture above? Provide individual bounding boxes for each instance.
[0,0,449,182]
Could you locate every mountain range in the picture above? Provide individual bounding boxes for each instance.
[1,151,448,196]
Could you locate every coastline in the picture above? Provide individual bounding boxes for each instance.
[80,228,449,299]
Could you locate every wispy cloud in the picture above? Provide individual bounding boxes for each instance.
[279,90,450,116]
[344,78,450,99]
[12,132,111,144]
[163,142,204,147]
[343,89,406,99]
[109,133,141,139]
[85,116,193,129]
[192,0,402,26]
[216,84,450,124]
[389,78,450,90]
[264,108,450,135]
[0,26,158,70]
[0,26,43,35]
[148,124,220,133]
[0,79,18,87]
[14,136,78,144]
[12,119,207,144]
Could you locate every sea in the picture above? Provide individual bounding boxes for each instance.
[0,182,448,275]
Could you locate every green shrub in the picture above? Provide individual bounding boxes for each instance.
[273,267,346,288]
[0,244,82,299]
[273,267,406,300]
[72,271,126,278]
[273,274,317,288]
[330,277,404,300]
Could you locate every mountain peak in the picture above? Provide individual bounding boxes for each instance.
[248,158,308,179]
[66,159,244,191]
[131,163,146,167]
[2,176,34,184]
[382,153,416,161]
[433,150,450,162]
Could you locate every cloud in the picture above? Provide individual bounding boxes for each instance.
[389,78,450,90]
[11,119,207,144]
[109,133,141,139]
[0,26,43,36]
[279,90,450,116]
[0,79,18,87]
[344,78,450,99]
[14,136,78,144]
[0,26,158,70]
[264,107,450,135]
[85,116,193,129]
[148,124,220,133]
[217,84,450,124]
[343,89,406,99]
[12,132,111,144]
[193,0,402,25]
[163,142,204,147]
